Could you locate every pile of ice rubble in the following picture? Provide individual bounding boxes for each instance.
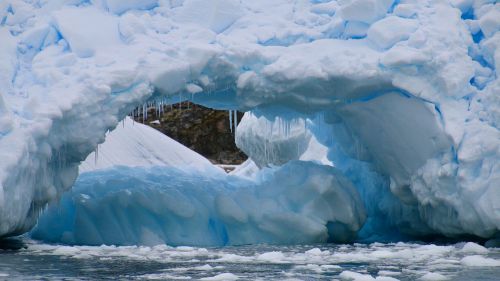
[0,0,499,244]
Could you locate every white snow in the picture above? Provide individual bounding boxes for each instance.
[478,6,500,38]
[105,0,158,15]
[79,117,221,174]
[367,16,419,49]
[339,0,393,24]
[175,0,244,34]
[52,6,122,57]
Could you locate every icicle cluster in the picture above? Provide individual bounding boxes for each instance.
[228,110,238,136]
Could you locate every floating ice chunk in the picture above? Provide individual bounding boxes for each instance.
[419,272,448,281]
[193,264,214,271]
[376,277,400,281]
[257,251,286,263]
[367,16,419,49]
[461,255,500,266]
[200,273,239,281]
[460,242,489,254]
[339,0,394,24]
[305,248,323,256]
[339,270,375,281]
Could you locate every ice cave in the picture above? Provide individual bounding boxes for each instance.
[0,0,499,253]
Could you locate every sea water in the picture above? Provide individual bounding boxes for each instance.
[0,239,499,280]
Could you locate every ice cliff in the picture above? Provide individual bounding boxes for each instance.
[0,0,499,242]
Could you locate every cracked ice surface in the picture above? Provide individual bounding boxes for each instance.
[0,0,499,240]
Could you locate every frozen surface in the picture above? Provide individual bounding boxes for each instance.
[31,161,365,246]
[0,0,499,241]
[1,241,499,280]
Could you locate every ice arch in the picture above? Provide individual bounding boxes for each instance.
[0,0,499,241]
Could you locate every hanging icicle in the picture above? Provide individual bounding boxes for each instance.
[94,145,99,165]
[233,110,238,134]
[142,104,145,123]
[229,110,233,133]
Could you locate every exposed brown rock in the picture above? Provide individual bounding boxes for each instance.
[133,102,247,165]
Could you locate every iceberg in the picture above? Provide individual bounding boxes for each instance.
[31,162,366,246]
[0,0,498,242]
[32,118,365,245]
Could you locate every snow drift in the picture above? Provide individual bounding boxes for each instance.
[0,0,499,242]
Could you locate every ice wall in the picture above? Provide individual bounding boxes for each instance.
[0,0,499,240]
[32,162,366,246]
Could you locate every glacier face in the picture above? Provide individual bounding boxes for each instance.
[0,0,499,241]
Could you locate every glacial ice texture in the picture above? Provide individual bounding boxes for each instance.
[0,0,499,241]
[32,161,366,246]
